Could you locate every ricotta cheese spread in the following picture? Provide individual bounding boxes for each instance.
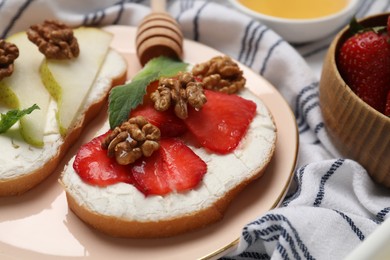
[0,100,62,179]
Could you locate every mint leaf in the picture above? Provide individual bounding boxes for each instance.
[108,56,188,129]
[108,72,158,128]
[0,104,40,133]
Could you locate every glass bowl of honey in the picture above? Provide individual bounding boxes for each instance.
[228,0,361,43]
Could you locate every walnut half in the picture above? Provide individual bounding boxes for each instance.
[27,19,79,60]
[101,116,161,165]
[151,72,207,119]
[0,39,19,80]
[192,55,246,94]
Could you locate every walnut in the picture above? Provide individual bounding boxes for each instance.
[191,55,246,94]
[0,39,19,80]
[27,19,79,59]
[101,116,161,165]
[151,72,207,119]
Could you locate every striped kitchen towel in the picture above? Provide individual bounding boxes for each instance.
[1,1,389,259]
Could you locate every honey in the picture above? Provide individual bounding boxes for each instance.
[237,0,349,19]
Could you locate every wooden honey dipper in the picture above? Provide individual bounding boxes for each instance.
[136,0,183,66]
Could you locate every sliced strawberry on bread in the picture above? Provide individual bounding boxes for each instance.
[73,132,136,186]
[73,132,206,196]
[132,138,207,195]
[142,80,159,105]
[131,104,187,137]
[184,90,257,154]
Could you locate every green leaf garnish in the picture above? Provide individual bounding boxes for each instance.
[349,17,365,35]
[348,17,387,36]
[108,56,188,129]
[0,104,40,133]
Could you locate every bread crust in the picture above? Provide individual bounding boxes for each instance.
[63,161,272,238]
[0,52,127,197]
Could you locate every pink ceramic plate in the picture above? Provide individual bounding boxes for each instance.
[0,26,298,260]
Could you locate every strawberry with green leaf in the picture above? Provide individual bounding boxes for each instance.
[337,17,390,114]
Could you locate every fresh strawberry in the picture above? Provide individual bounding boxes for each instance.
[131,138,207,196]
[73,132,136,186]
[130,104,187,137]
[337,24,390,113]
[385,91,390,117]
[184,90,256,154]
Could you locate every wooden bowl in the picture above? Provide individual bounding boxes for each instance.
[319,13,390,187]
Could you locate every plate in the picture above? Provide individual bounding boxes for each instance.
[0,26,298,260]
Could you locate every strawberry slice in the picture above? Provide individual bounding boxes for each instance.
[132,138,207,196]
[73,133,207,196]
[131,80,187,137]
[73,132,136,186]
[131,104,187,137]
[184,90,256,154]
[142,80,159,105]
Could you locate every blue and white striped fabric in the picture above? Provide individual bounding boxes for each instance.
[1,1,389,259]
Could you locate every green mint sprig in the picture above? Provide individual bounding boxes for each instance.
[108,56,188,129]
[0,104,40,133]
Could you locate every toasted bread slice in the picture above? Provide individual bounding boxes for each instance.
[0,49,127,196]
[60,88,276,238]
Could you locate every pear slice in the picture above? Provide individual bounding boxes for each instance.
[0,82,19,108]
[40,28,113,135]
[0,32,50,147]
